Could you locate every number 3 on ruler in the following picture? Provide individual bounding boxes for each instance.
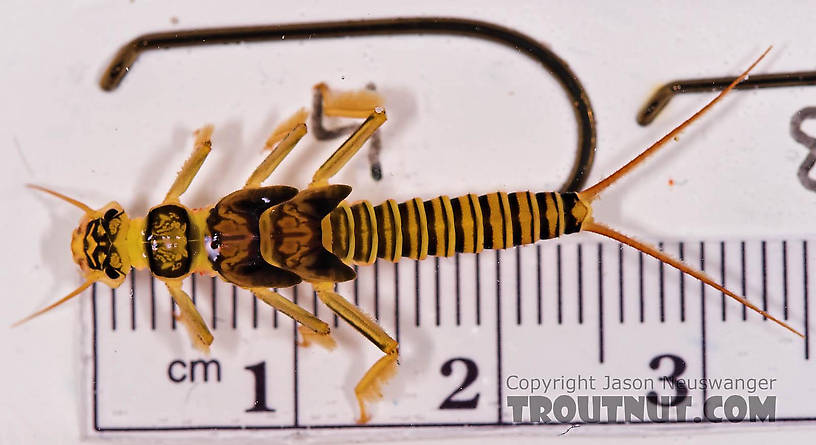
[647,354,688,407]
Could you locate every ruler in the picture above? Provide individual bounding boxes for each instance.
[86,236,816,434]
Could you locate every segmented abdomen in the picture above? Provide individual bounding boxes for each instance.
[323,191,587,264]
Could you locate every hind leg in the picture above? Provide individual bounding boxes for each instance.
[310,107,387,187]
[314,82,385,180]
[310,83,387,184]
[312,82,384,135]
[312,282,398,424]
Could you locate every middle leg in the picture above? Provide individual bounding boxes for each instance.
[249,287,337,350]
[244,123,308,188]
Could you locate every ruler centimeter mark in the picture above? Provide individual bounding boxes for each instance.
[495,250,503,424]
[475,252,482,325]
[91,238,816,431]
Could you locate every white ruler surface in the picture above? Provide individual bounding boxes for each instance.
[87,237,816,433]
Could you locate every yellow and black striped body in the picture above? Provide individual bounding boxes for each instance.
[323,191,591,264]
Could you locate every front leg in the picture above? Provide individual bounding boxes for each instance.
[164,125,213,203]
[165,280,213,353]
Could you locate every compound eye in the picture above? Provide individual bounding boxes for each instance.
[104,266,120,280]
[104,208,119,221]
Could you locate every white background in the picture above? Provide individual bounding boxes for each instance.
[2,0,816,443]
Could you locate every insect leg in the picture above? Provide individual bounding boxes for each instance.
[311,107,387,186]
[165,280,214,353]
[265,108,310,147]
[163,125,214,203]
[312,82,386,181]
[313,282,398,424]
[244,123,308,188]
[250,287,336,349]
[312,82,384,137]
